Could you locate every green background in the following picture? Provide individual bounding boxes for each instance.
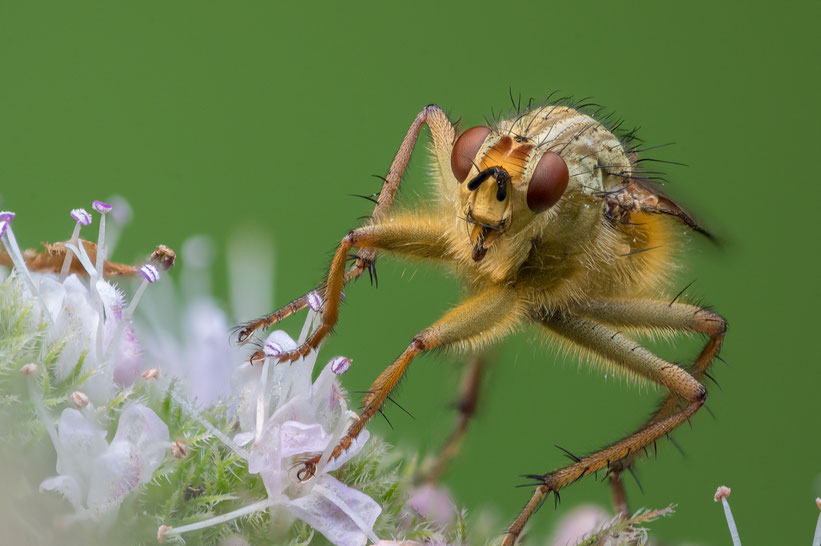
[1,1,818,544]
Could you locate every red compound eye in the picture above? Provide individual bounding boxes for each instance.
[451,126,491,182]
[526,152,569,213]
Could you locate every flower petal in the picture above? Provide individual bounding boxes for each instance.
[39,475,84,511]
[324,430,369,472]
[86,440,142,516]
[111,403,170,481]
[54,408,109,486]
[288,475,381,546]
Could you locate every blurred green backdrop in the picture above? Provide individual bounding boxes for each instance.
[1,1,818,544]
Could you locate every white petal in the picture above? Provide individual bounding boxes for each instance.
[227,228,273,322]
[85,440,141,516]
[311,361,348,431]
[40,475,84,511]
[112,404,169,480]
[182,300,237,406]
[96,279,125,321]
[55,408,108,486]
[324,430,369,472]
[288,475,381,546]
[279,421,330,459]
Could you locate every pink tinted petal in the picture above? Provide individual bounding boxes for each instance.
[406,483,457,528]
[549,504,610,546]
[288,475,381,546]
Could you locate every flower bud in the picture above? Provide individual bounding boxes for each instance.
[171,440,188,458]
[142,368,159,380]
[70,391,89,408]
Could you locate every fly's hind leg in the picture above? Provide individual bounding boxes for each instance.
[503,310,709,545]
[419,356,485,484]
[574,299,727,514]
[235,104,456,344]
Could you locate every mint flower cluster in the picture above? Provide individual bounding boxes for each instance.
[0,202,465,545]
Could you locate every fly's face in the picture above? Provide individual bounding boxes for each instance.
[451,127,569,261]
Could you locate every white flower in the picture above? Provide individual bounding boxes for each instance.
[39,403,169,522]
[164,315,380,546]
[1,204,159,404]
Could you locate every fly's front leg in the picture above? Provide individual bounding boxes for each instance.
[271,217,453,362]
[503,310,708,545]
[298,285,521,478]
[352,105,455,278]
[235,105,456,344]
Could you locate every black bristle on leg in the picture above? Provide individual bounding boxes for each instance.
[554,444,581,463]
[627,466,644,495]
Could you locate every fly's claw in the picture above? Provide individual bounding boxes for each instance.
[296,456,319,482]
[234,324,257,345]
[247,349,266,365]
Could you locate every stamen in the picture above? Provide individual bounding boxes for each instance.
[330,356,352,375]
[159,498,276,541]
[0,212,54,326]
[105,264,159,361]
[105,196,132,257]
[307,291,323,312]
[92,200,112,277]
[60,208,92,279]
[264,341,283,358]
[813,498,821,546]
[714,485,741,546]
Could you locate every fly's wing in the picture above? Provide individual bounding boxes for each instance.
[606,178,715,241]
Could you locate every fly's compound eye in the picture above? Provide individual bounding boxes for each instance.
[451,126,491,183]
[526,151,569,213]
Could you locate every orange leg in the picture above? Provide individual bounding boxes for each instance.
[298,286,520,478]
[503,309,710,545]
[419,356,485,484]
[235,104,456,344]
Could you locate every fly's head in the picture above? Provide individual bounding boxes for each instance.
[450,107,634,263]
[451,126,569,262]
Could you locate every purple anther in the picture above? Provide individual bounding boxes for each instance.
[264,342,283,358]
[92,200,112,214]
[70,208,92,226]
[0,211,15,223]
[307,291,323,312]
[139,264,160,283]
[330,356,352,375]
